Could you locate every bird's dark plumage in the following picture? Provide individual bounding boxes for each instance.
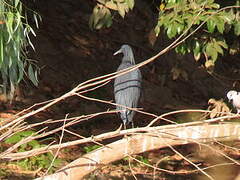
[114,45,142,128]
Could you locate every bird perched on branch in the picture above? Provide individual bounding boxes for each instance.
[114,45,142,129]
[227,90,240,113]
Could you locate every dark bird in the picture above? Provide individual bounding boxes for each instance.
[114,45,142,129]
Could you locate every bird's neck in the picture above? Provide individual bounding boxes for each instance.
[123,56,135,65]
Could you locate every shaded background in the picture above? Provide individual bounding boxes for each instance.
[14,0,239,126]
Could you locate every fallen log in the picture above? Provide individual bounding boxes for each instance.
[36,123,240,180]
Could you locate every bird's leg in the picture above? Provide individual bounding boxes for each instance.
[131,121,134,129]
[123,123,127,130]
[125,110,129,127]
[123,122,128,138]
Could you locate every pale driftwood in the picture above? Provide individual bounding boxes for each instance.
[35,123,240,180]
[3,115,237,161]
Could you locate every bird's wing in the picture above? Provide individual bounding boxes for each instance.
[129,68,141,108]
[114,64,141,109]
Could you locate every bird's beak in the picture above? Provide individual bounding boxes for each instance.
[113,49,122,56]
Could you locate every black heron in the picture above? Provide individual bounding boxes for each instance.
[114,44,142,128]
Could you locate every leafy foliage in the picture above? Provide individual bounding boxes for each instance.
[0,168,9,177]
[154,0,240,68]
[4,130,62,173]
[123,155,150,166]
[5,130,36,144]
[15,152,62,173]
[89,0,134,29]
[0,1,40,100]
[89,0,240,69]
[137,155,150,165]
[83,144,101,153]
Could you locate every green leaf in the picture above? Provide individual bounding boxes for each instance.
[17,60,24,83]
[5,134,21,144]
[193,40,201,60]
[14,12,22,32]
[17,130,35,137]
[194,52,201,61]
[15,0,20,7]
[28,65,38,86]
[20,143,27,150]
[168,0,177,4]
[28,140,40,148]
[117,3,126,18]
[104,8,112,28]
[29,26,36,37]
[137,155,150,165]
[33,14,40,28]
[207,0,215,5]
[171,23,178,37]
[0,34,3,67]
[193,40,200,54]
[175,43,187,55]
[207,18,216,33]
[9,64,18,84]
[95,7,108,29]
[176,23,184,34]
[210,3,220,9]
[221,10,234,23]
[161,13,174,27]
[25,27,35,50]
[234,21,240,36]
[205,42,211,53]
[6,12,14,43]
[166,25,172,38]
[89,5,101,29]
[214,41,223,55]
[126,0,134,10]
[84,145,101,153]
[154,25,160,37]
[52,158,62,167]
[217,39,228,49]
[166,22,179,38]
[215,16,225,34]
[206,43,218,62]
[95,19,104,29]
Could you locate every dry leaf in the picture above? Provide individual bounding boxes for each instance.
[207,98,230,118]
[148,28,157,46]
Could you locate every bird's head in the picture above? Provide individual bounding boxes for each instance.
[227,90,237,101]
[114,44,135,64]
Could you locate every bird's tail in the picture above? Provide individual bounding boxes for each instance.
[120,109,132,127]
